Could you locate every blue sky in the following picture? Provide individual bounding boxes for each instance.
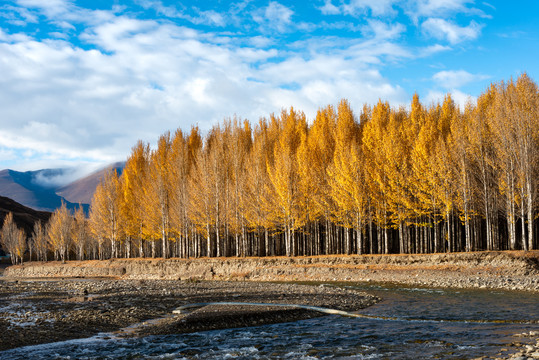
[0,0,538,174]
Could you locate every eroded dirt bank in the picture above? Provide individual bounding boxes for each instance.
[5,251,539,291]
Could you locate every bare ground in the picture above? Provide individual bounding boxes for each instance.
[4,251,539,291]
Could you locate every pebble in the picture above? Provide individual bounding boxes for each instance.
[0,279,379,352]
[503,332,539,360]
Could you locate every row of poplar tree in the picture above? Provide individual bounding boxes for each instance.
[2,74,538,263]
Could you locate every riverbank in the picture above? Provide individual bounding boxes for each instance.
[2,252,538,354]
[0,279,378,351]
[4,251,539,291]
[1,279,538,360]
[506,331,539,360]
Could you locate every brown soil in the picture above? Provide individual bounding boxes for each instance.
[5,251,539,291]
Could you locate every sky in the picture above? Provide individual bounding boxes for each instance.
[0,0,538,174]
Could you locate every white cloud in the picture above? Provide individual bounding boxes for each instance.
[422,18,483,44]
[1,4,39,25]
[348,39,411,63]
[319,0,341,15]
[432,69,489,89]
[425,89,475,109]
[32,167,92,188]
[137,0,227,27]
[419,43,452,57]
[414,0,471,17]
[406,0,491,23]
[0,0,475,171]
[253,1,294,33]
[195,10,226,27]
[0,28,32,42]
[16,0,70,17]
[136,0,182,18]
[0,13,409,167]
[362,20,406,40]
[265,2,293,23]
[49,31,70,40]
[482,2,496,11]
[342,0,398,16]
[0,147,17,162]
[319,0,491,26]
[247,35,275,48]
[15,0,115,31]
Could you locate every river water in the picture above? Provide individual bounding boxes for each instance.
[2,283,539,359]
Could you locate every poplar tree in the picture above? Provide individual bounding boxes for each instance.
[47,202,73,262]
[327,100,364,254]
[469,87,499,250]
[244,120,274,256]
[227,119,252,256]
[145,133,173,258]
[362,100,392,254]
[121,140,150,258]
[31,220,48,261]
[303,105,337,255]
[1,213,26,264]
[188,129,221,257]
[89,170,122,259]
[494,75,539,250]
[169,129,193,258]
[77,73,539,259]
[72,206,89,260]
[266,108,307,256]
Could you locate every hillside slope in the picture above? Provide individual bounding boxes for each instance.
[56,162,125,204]
[0,170,76,212]
[0,162,124,212]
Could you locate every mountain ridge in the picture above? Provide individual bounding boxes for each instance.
[57,162,125,205]
[0,162,125,213]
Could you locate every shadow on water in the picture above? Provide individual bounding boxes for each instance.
[2,282,538,360]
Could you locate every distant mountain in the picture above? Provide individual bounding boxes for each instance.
[0,162,125,213]
[0,195,52,256]
[0,169,79,212]
[57,162,125,205]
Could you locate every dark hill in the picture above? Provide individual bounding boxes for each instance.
[0,169,85,213]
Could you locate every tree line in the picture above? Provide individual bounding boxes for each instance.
[2,74,538,262]
[1,205,87,264]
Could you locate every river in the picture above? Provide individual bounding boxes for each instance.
[2,283,538,359]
